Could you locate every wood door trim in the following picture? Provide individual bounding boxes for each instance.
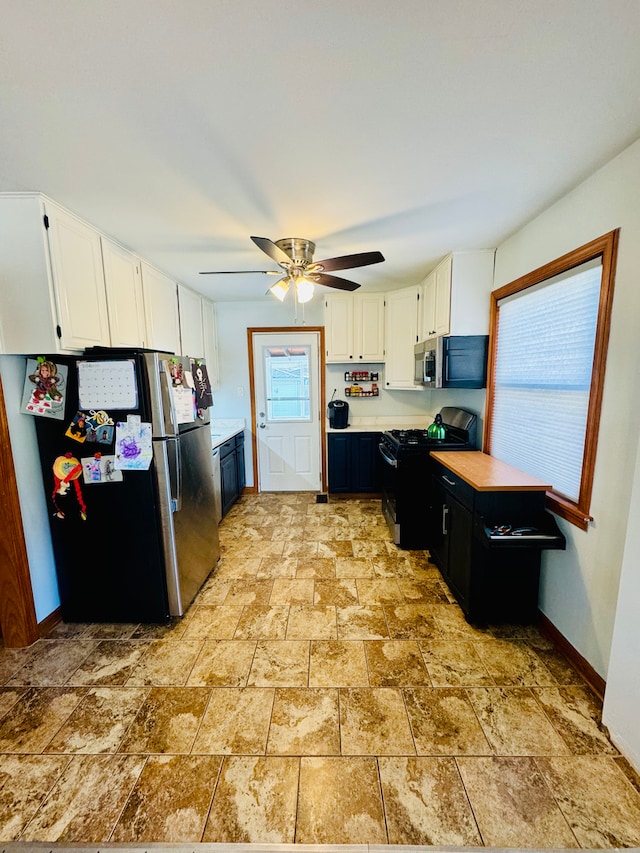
[247,327,326,493]
[0,371,39,647]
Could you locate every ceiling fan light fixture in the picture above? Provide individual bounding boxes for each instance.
[295,276,315,303]
[268,279,290,302]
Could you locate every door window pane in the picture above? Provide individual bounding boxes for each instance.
[264,346,311,421]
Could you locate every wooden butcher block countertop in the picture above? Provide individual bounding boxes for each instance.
[430,450,551,492]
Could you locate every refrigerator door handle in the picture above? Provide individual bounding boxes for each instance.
[159,361,179,438]
[166,437,182,512]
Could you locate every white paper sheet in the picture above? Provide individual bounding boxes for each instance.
[173,385,196,424]
[77,359,138,410]
[114,415,153,470]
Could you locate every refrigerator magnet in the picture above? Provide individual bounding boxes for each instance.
[22,356,67,420]
[84,409,115,444]
[81,453,122,484]
[65,411,89,443]
[168,359,184,386]
[51,453,87,520]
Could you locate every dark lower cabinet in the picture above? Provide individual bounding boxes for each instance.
[236,431,246,493]
[328,432,382,493]
[220,432,245,518]
[428,458,565,624]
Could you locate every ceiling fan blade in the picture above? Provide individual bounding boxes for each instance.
[311,250,385,273]
[250,236,292,265]
[313,273,361,292]
[199,270,281,275]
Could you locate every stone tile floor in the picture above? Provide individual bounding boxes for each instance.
[1,492,640,847]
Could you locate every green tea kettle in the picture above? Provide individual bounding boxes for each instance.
[427,413,447,440]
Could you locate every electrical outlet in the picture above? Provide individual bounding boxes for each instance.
[237,386,244,397]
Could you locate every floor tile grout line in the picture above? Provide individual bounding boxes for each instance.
[530,753,584,849]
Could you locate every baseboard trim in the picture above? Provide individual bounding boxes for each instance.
[538,610,606,701]
[242,485,257,494]
[38,607,62,639]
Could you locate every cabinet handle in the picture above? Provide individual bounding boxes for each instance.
[442,505,449,535]
[442,476,456,487]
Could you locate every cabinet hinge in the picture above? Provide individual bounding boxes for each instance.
[56,325,62,339]
[43,214,49,229]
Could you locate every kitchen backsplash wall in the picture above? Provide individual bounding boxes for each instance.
[326,362,486,439]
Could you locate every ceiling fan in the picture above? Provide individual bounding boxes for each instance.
[200,236,385,301]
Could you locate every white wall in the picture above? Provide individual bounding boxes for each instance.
[494,137,640,679]
[603,397,640,771]
[326,363,486,432]
[0,355,60,621]
[214,299,325,487]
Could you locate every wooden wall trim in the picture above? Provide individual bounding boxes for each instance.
[538,610,606,701]
[38,607,61,639]
[0,371,39,647]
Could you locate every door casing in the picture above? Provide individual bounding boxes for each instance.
[248,326,327,493]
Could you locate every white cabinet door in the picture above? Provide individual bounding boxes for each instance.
[354,293,385,361]
[101,238,146,348]
[45,202,110,350]
[178,284,204,359]
[325,293,384,362]
[202,298,220,390]
[420,270,437,339]
[324,295,354,362]
[141,262,180,354]
[384,286,422,390]
[434,254,452,336]
[448,250,495,335]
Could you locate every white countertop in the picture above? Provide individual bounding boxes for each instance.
[326,416,434,433]
[211,418,245,448]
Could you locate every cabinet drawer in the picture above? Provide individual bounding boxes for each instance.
[220,438,236,459]
[431,459,474,511]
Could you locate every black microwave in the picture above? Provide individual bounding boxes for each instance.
[414,335,489,388]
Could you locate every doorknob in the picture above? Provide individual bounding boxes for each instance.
[259,422,266,429]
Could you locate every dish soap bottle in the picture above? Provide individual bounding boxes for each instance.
[427,413,447,440]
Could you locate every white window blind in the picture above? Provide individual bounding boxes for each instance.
[490,261,602,501]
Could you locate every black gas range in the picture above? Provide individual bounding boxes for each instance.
[379,407,478,548]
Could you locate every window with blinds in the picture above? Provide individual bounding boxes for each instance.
[485,230,619,530]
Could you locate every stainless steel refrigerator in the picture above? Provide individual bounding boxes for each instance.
[33,349,220,622]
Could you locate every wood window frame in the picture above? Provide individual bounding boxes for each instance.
[484,229,619,531]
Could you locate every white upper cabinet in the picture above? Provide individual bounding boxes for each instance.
[45,202,111,351]
[178,284,205,359]
[0,193,113,353]
[101,238,147,348]
[324,292,384,362]
[384,285,422,390]
[420,250,495,341]
[141,262,181,354]
[202,297,220,390]
[420,269,437,340]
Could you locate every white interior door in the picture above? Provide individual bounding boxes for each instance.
[252,331,322,492]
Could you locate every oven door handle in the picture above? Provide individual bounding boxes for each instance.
[378,443,398,468]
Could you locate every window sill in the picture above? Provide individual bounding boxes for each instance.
[546,492,592,532]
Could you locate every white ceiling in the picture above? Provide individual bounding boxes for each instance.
[2,0,640,301]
